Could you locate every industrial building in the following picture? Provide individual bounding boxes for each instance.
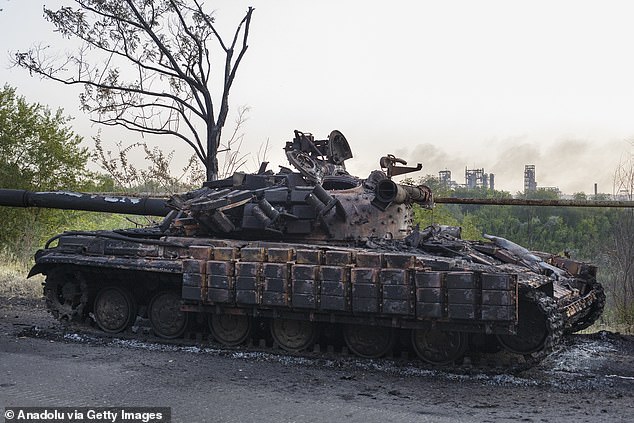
[438,168,495,190]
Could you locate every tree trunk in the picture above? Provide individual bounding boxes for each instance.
[206,126,222,181]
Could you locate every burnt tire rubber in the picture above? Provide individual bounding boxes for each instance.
[496,289,563,356]
[93,286,137,334]
[44,266,88,323]
[270,319,318,352]
[209,314,252,347]
[411,328,468,365]
[148,291,188,339]
[343,324,395,359]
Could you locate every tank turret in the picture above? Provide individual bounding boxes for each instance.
[167,131,433,242]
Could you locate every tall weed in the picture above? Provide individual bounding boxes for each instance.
[0,251,42,299]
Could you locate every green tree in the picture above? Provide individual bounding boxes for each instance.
[0,85,94,258]
[0,86,89,190]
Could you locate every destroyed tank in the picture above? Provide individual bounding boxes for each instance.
[0,130,604,366]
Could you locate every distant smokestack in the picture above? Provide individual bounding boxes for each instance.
[524,165,537,193]
[594,183,598,197]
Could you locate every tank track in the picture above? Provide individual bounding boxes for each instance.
[565,281,605,334]
[516,288,564,368]
[34,311,559,374]
[40,268,566,373]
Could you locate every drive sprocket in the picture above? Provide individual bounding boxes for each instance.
[44,266,89,323]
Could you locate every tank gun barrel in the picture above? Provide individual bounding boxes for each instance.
[435,197,634,208]
[0,189,171,216]
[374,179,433,208]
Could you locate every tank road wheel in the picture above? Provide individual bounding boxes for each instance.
[411,327,468,365]
[343,324,395,358]
[44,267,88,323]
[93,286,137,334]
[209,314,252,347]
[148,291,188,339]
[270,319,318,352]
[497,290,563,355]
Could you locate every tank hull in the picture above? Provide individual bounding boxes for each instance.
[31,227,601,365]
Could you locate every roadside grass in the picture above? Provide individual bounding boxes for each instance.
[0,257,42,299]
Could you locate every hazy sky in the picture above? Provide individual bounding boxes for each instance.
[2,0,634,194]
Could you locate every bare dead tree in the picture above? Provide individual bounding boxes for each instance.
[613,144,634,201]
[609,148,634,325]
[14,0,254,181]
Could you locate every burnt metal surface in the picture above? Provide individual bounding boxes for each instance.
[0,189,170,216]
[0,129,606,368]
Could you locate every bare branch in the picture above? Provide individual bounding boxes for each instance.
[193,0,228,52]
[216,7,254,141]
[97,117,206,164]
[124,0,201,90]
[14,0,255,181]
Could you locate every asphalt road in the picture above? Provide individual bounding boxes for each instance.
[1,299,633,423]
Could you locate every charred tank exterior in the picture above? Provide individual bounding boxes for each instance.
[0,130,605,366]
